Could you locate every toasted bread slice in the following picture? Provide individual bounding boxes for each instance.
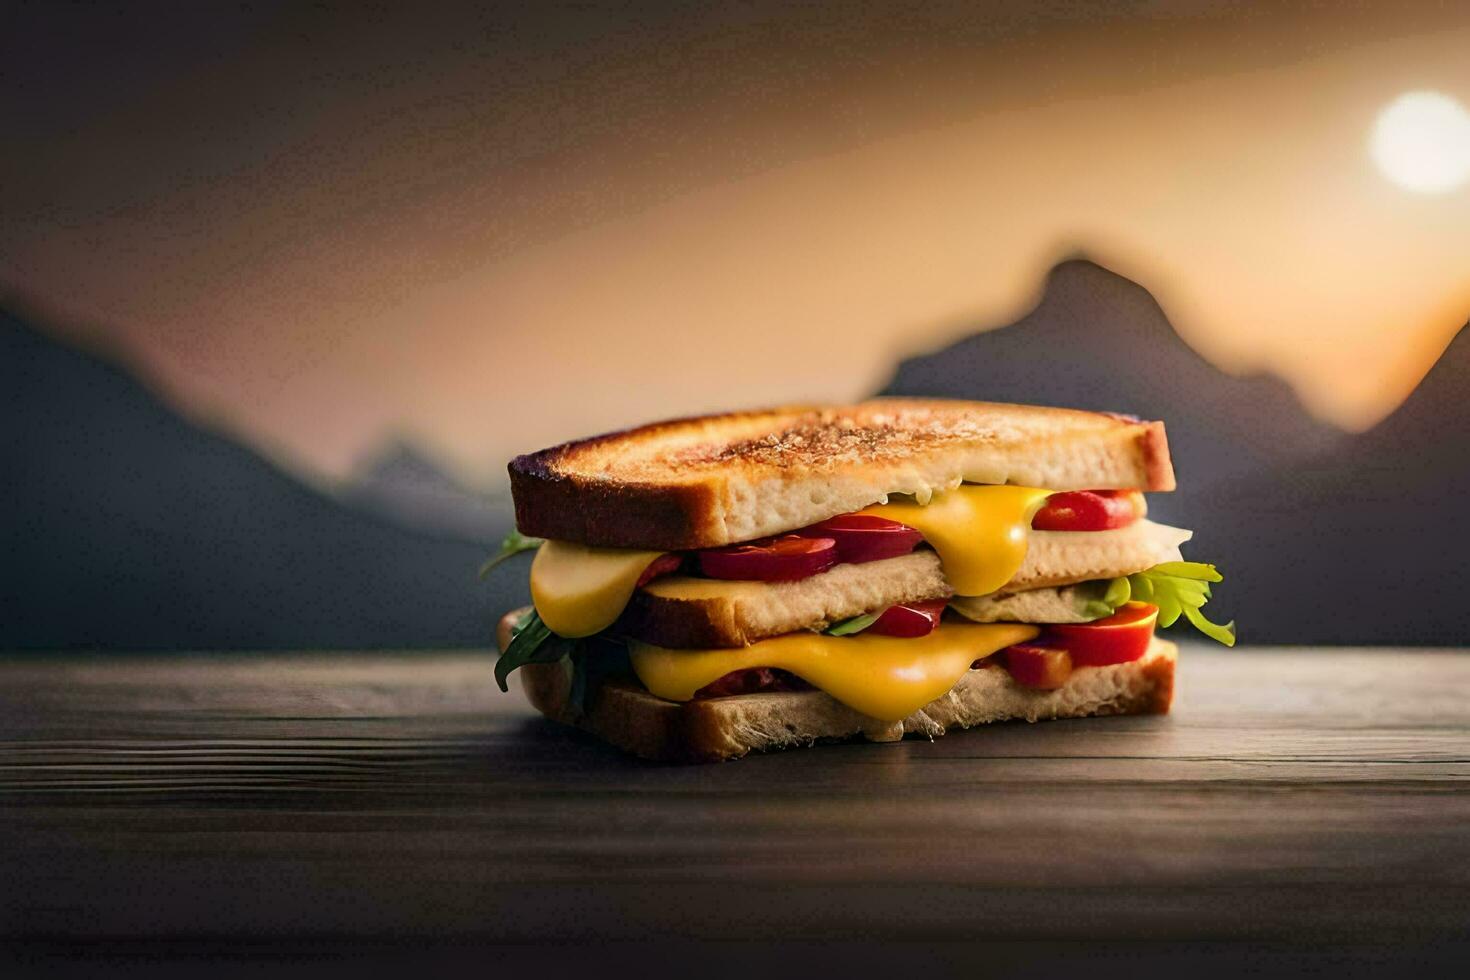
[618,520,1190,647]
[510,399,1175,550]
[497,610,1176,763]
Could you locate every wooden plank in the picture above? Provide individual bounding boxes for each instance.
[1,646,1467,958]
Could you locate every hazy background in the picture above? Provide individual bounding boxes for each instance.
[4,1,1469,648]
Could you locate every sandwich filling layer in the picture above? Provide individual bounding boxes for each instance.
[629,620,1040,722]
[528,484,1171,640]
[624,518,1190,645]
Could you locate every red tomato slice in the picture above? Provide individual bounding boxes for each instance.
[1004,643,1073,689]
[1045,601,1159,666]
[865,600,947,638]
[697,535,838,582]
[636,553,685,588]
[1031,490,1144,531]
[796,514,924,564]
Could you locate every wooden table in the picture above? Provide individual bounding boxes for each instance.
[2,648,1468,975]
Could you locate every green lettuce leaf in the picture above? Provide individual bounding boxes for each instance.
[1101,562,1237,647]
[566,639,634,717]
[1149,561,1224,582]
[1102,576,1132,607]
[493,609,571,691]
[1183,603,1237,646]
[478,529,545,579]
[494,609,632,718]
[825,611,881,636]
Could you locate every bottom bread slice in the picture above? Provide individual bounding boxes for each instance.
[502,614,1176,763]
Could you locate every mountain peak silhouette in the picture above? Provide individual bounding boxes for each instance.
[881,258,1344,499]
[342,440,508,543]
[0,304,514,649]
[1355,314,1470,459]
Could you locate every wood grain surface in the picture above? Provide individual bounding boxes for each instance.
[2,647,1468,975]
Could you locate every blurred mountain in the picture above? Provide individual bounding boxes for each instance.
[882,258,1470,644]
[0,305,522,650]
[341,441,510,543]
[1199,318,1470,644]
[882,259,1345,509]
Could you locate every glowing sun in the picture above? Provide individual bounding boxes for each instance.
[1370,90,1470,194]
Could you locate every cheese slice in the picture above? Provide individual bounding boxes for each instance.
[530,540,665,637]
[859,484,1053,596]
[630,620,1039,721]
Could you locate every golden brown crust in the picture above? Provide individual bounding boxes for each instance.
[1140,420,1177,493]
[615,590,745,649]
[1139,638,1176,714]
[509,399,1176,549]
[508,465,719,551]
[498,609,1179,763]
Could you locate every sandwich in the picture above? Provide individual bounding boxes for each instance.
[488,399,1234,762]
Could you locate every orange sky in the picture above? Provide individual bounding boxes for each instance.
[4,3,1468,490]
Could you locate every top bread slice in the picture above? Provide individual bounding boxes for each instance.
[510,398,1175,550]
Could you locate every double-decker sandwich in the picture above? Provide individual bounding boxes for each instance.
[489,399,1233,762]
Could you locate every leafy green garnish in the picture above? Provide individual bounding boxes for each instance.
[1102,575,1133,608]
[1080,576,1134,619]
[566,639,633,717]
[1100,561,1236,646]
[825,611,881,636]
[1181,603,1237,647]
[494,608,571,691]
[494,609,631,718]
[478,529,545,578]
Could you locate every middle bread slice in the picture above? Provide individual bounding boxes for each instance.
[617,520,1192,648]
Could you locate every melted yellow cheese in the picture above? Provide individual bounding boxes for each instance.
[859,484,1052,596]
[630,621,1039,721]
[529,540,665,638]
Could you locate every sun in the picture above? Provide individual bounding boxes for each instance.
[1370,91,1470,194]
